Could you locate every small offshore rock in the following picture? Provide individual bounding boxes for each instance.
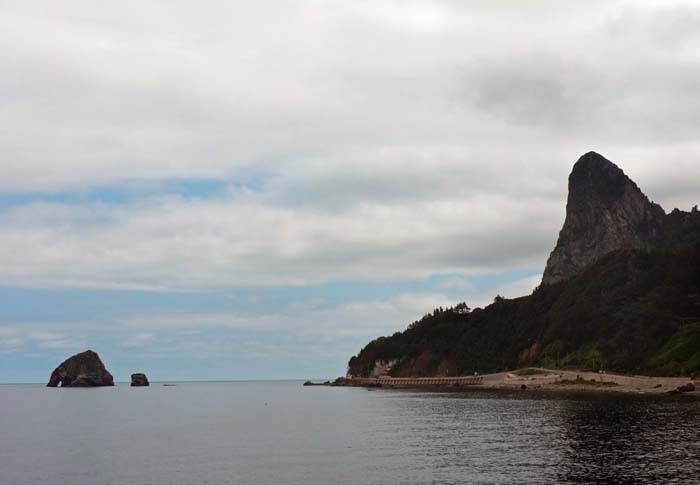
[131,373,150,387]
[303,380,331,386]
[47,350,114,387]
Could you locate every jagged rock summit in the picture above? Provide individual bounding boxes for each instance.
[47,350,114,387]
[543,151,666,285]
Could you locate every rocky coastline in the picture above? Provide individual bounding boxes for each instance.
[347,152,700,380]
[314,368,700,399]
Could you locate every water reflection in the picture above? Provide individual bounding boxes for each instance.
[556,397,700,484]
[1,383,699,485]
[368,390,700,484]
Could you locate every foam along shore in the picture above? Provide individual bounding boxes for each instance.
[331,368,699,396]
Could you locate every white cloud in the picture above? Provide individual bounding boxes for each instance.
[0,1,698,292]
[438,276,477,292]
[0,0,699,197]
[27,331,79,350]
[0,327,84,352]
[120,292,454,338]
[0,1,699,374]
[0,190,560,289]
[0,326,25,353]
[485,275,542,305]
[0,271,539,374]
[106,291,458,366]
[0,291,456,364]
[122,333,155,348]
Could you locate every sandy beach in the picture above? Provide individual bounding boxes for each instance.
[477,368,697,396]
[337,368,700,398]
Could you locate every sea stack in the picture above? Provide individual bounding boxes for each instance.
[47,350,114,387]
[131,373,150,386]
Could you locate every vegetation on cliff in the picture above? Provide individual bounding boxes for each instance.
[348,153,700,378]
[349,245,700,377]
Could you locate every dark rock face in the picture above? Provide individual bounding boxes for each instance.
[677,383,695,393]
[303,380,331,386]
[47,350,114,387]
[347,150,700,378]
[543,152,666,285]
[130,373,150,386]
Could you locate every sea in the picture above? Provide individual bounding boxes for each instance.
[1,381,699,484]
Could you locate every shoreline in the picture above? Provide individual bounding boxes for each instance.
[308,367,700,399]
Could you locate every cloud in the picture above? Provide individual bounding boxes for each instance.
[119,292,455,338]
[0,327,83,352]
[438,276,477,292]
[0,192,559,289]
[0,327,24,353]
[0,270,538,379]
[0,1,699,196]
[0,291,456,368]
[28,331,76,350]
[122,332,155,348]
[488,274,542,304]
[1,1,700,379]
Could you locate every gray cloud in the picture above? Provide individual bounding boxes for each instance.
[0,192,559,289]
[0,0,698,291]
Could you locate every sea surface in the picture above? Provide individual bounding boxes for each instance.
[1,381,699,485]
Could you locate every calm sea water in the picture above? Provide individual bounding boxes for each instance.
[1,381,699,484]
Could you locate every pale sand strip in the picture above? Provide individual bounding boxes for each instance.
[472,367,695,395]
[344,368,698,396]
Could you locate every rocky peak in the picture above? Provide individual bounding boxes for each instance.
[47,349,114,387]
[131,373,150,386]
[543,152,665,285]
[569,151,634,201]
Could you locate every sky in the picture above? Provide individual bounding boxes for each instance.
[1,0,700,383]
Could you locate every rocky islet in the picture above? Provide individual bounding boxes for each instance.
[47,350,150,388]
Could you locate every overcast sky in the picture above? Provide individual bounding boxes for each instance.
[1,0,699,382]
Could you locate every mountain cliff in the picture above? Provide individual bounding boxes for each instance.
[543,151,700,284]
[348,152,700,377]
[542,152,665,284]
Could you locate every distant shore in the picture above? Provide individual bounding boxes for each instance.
[310,368,700,398]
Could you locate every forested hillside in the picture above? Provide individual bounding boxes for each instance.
[348,153,700,378]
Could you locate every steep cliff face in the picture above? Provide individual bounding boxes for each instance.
[347,151,700,378]
[543,152,665,285]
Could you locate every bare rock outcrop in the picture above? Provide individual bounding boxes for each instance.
[130,373,150,386]
[47,350,114,387]
[543,152,665,285]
